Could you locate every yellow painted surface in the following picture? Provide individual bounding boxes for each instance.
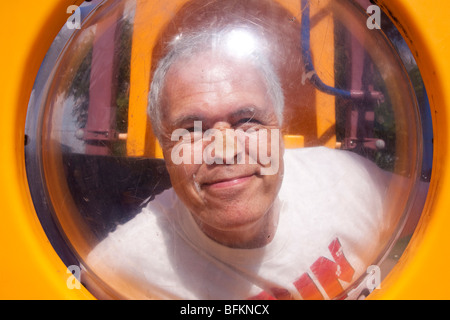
[310,0,336,149]
[127,0,185,157]
[0,0,93,299]
[284,135,305,149]
[368,0,450,300]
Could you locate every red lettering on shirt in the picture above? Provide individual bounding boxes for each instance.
[294,273,324,300]
[249,237,355,300]
[310,238,355,299]
[328,238,355,283]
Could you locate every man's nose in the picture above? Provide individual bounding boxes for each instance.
[208,123,244,164]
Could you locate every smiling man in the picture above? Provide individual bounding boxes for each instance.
[86,25,391,300]
[152,31,285,249]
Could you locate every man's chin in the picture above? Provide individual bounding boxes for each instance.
[196,204,271,232]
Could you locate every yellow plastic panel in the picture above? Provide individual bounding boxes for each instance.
[368,0,450,300]
[0,0,94,299]
[0,0,447,300]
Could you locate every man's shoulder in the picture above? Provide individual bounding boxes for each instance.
[280,146,389,218]
[87,188,178,264]
[281,147,390,272]
[283,147,387,183]
[285,146,371,166]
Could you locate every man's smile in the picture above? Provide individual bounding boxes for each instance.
[201,173,256,189]
[160,47,284,247]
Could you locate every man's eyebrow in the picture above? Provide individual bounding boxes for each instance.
[172,115,205,128]
[171,106,264,128]
[230,106,273,123]
[230,106,258,119]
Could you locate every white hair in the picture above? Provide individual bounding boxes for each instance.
[148,27,285,142]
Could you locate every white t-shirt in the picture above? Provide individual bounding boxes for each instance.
[86,147,390,300]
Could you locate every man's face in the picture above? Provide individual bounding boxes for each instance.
[159,51,284,247]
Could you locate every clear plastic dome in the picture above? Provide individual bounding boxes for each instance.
[25,0,431,299]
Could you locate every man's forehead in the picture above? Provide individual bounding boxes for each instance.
[168,50,261,83]
[163,53,273,117]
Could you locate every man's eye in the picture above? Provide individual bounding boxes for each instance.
[236,117,261,125]
[184,125,203,133]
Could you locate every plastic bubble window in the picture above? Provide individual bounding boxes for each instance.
[25,0,432,299]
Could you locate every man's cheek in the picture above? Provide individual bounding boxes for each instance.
[168,162,200,188]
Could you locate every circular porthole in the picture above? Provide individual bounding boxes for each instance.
[25,0,432,299]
